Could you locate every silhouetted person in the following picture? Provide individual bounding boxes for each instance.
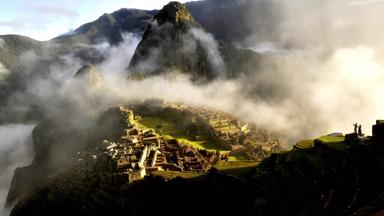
[353,123,358,134]
[358,125,362,135]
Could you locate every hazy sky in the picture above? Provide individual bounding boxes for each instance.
[0,0,195,41]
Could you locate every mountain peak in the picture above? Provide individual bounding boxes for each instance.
[97,13,117,26]
[154,1,194,25]
[127,1,220,81]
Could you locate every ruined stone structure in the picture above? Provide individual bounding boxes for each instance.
[76,106,221,182]
[168,104,287,160]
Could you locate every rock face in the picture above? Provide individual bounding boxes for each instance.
[128,1,225,81]
[53,10,154,45]
[73,64,103,90]
[154,1,194,25]
[6,106,129,207]
[127,1,264,81]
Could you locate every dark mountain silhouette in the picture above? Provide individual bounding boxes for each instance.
[128,2,221,81]
[53,9,157,45]
[51,0,276,46]
[127,1,262,81]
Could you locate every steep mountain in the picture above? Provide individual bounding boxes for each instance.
[51,0,275,47]
[128,2,219,81]
[53,9,156,45]
[0,35,42,72]
[54,13,123,45]
[111,9,158,33]
[0,0,273,74]
[127,1,262,81]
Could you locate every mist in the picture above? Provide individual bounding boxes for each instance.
[4,0,384,143]
[0,124,34,216]
[2,1,384,213]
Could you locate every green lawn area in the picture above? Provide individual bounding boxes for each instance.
[151,161,261,180]
[138,116,228,151]
[295,140,315,149]
[150,171,204,180]
[317,135,345,143]
[215,161,261,170]
[316,135,348,151]
[214,161,260,177]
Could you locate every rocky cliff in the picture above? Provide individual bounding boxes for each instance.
[6,106,129,207]
[127,1,262,81]
[128,2,219,81]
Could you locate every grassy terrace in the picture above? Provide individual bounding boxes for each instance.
[295,140,315,149]
[295,135,348,151]
[214,161,260,177]
[317,135,345,143]
[151,161,261,180]
[316,135,348,151]
[137,115,228,151]
[150,171,204,180]
[214,161,261,170]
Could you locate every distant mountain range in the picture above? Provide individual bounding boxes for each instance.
[0,0,270,122]
[51,0,277,46]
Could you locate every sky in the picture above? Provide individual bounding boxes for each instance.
[0,0,196,41]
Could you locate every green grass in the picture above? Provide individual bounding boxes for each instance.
[316,135,348,151]
[295,140,315,149]
[215,161,261,170]
[214,161,260,177]
[150,171,204,180]
[151,161,261,180]
[138,116,228,151]
[228,156,239,161]
[317,135,345,143]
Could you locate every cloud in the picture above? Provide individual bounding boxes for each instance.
[4,1,384,209]
[189,28,227,77]
[33,5,78,17]
[0,63,10,81]
[0,124,34,216]
[0,0,197,41]
[0,19,28,30]
[96,33,141,80]
[349,0,384,5]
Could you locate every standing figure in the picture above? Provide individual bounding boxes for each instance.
[358,125,362,135]
[353,123,358,134]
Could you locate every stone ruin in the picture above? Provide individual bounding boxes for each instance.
[82,107,222,182]
[168,104,287,160]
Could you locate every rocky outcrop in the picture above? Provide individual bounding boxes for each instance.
[6,106,129,207]
[127,2,223,81]
[127,1,263,82]
[73,64,103,90]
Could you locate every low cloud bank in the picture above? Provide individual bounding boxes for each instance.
[0,124,34,216]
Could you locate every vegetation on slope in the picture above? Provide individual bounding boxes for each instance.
[136,112,225,151]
